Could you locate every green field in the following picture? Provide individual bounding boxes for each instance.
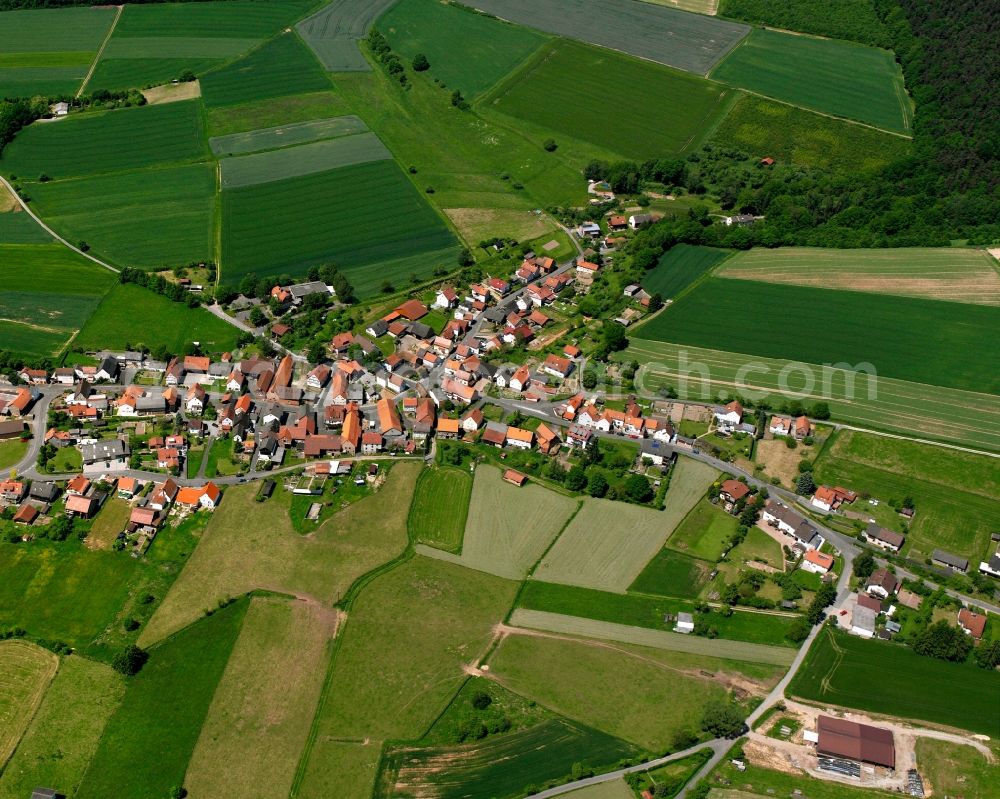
[0,439,27,471]
[296,740,382,799]
[297,0,400,72]
[641,244,731,299]
[76,599,249,799]
[914,739,1000,799]
[0,641,57,767]
[209,114,368,156]
[0,656,124,799]
[112,0,318,39]
[0,101,208,179]
[417,464,577,579]
[379,0,549,98]
[814,430,1000,562]
[221,159,459,294]
[635,278,1000,395]
[220,132,390,187]
[87,56,221,93]
[789,627,1000,736]
[75,284,239,354]
[485,40,734,160]
[206,90,349,137]
[717,246,1000,306]
[377,718,639,799]
[200,32,331,108]
[467,0,749,74]
[711,29,910,133]
[0,210,50,244]
[408,465,473,552]
[710,94,912,173]
[630,548,713,598]
[667,499,738,561]
[0,320,68,357]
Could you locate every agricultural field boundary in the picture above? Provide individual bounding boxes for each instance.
[508,609,795,666]
[0,640,59,768]
[77,3,123,97]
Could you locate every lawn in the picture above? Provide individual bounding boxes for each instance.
[203,436,242,478]
[200,32,331,108]
[220,159,459,295]
[444,207,558,244]
[626,339,1000,452]
[0,100,208,179]
[140,462,421,646]
[209,114,368,157]
[417,464,577,579]
[914,739,1000,799]
[710,94,912,174]
[26,162,216,269]
[468,0,749,74]
[76,599,249,799]
[730,527,783,568]
[408,465,473,552]
[0,640,57,767]
[50,444,82,472]
[717,246,1000,306]
[304,556,518,742]
[297,0,400,72]
[485,40,734,160]
[379,0,549,98]
[630,548,712,599]
[75,284,239,355]
[667,499,738,561]
[641,244,732,300]
[184,596,336,799]
[558,780,634,799]
[788,626,1000,736]
[814,430,1000,562]
[0,439,28,471]
[635,277,1000,395]
[0,656,124,799]
[710,29,910,133]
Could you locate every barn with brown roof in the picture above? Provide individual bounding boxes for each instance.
[816,716,894,769]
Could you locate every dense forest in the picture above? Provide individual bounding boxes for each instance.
[720,0,891,48]
[0,0,231,8]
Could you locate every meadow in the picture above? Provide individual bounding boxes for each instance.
[914,739,1000,799]
[379,0,549,98]
[140,463,420,646]
[814,430,1000,562]
[206,90,349,137]
[630,547,712,598]
[209,114,368,157]
[0,656,124,799]
[710,94,912,173]
[219,131,390,188]
[76,599,249,799]
[87,57,222,93]
[377,718,639,799]
[710,29,910,133]
[417,464,577,579]
[296,740,382,799]
[666,499,738,561]
[717,246,1000,305]
[626,340,1000,451]
[200,32,331,108]
[789,627,1000,736]
[468,0,749,74]
[221,159,459,294]
[297,0,400,72]
[0,210,50,243]
[26,163,216,269]
[0,101,208,179]
[75,284,239,354]
[635,278,1000,394]
[641,244,731,299]
[485,40,734,160]
[184,597,336,799]
[0,641,57,767]
[407,465,473,552]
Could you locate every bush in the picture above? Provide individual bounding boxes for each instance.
[412,53,430,71]
[471,690,492,710]
[701,700,745,738]
[112,644,149,676]
[543,138,557,152]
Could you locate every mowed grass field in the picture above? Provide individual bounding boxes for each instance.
[75,284,239,354]
[379,0,549,98]
[77,600,249,799]
[221,159,459,295]
[710,29,911,133]
[141,462,420,646]
[206,90,349,137]
[630,547,713,598]
[710,94,912,173]
[627,340,1000,451]
[209,114,368,157]
[297,739,382,799]
[417,464,577,579]
[641,244,731,299]
[0,656,124,799]
[814,430,1000,562]
[184,596,336,799]
[408,465,473,552]
[666,498,738,561]
[636,278,1000,394]
[717,247,1000,306]
[0,6,116,98]
[467,0,748,74]
[485,40,734,160]
[297,0,400,72]
[0,641,58,767]
[789,627,1000,736]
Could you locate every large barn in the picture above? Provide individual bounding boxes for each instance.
[816,716,895,769]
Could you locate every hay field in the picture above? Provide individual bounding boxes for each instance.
[408,465,473,552]
[445,207,557,244]
[140,462,421,646]
[417,464,577,579]
[717,247,1000,305]
[297,0,400,72]
[0,641,58,767]
[296,739,382,799]
[184,596,337,799]
[0,657,124,799]
[206,90,349,137]
[209,115,368,157]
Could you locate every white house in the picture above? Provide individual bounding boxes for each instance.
[628,213,653,230]
[434,287,458,309]
[800,549,834,575]
[769,415,792,436]
[508,366,531,393]
[714,400,743,433]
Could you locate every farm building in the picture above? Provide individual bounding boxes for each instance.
[815,716,895,770]
[932,549,969,573]
[0,420,25,439]
[502,469,527,487]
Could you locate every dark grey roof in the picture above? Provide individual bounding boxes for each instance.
[932,549,968,570]
[81,439,129,463]
[409,322,433,339]
[865,522,905,548]
[288,280,328,299]
[31,789,59,799]
[29,481,60,501]
[366,319,389,336]
[98,356,120,377]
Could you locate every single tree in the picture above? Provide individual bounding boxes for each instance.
[795,471,816,495]
[412,53,430,71]
[586,472,609,498]
[566,466,587,492]
[700,700,745,738]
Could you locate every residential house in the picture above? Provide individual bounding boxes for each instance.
[509,366,531,393]
[306,364,331,390]
[65,492,100,518]
[714,401,743,433]
[865,568,899,599]
[366,319,389,338]
[576,221,601,237]
[341,404,362,454]
[719,479,750,507]
[768,416,792,436]
[566,424,594,449]
[330,331,355,354]
[361,431,382,454]
[304,434,343,458]
[434,286,458,309]
[13,503,38,525]
[762,500,821,549]
[505,426,533,450]
[608,215,627,231]
[535,423,559,454]
[66,475,90,496]
[117,477,138,499]
[149,478,179,511]
[0,480,27,502]
[481,422,507,448]
[461,408,484,433]
[801,550,834,575]
[81,438,129,466]
[957,608,986,640]
[542,354,573,380]
[52,367,76,385]
[628,214,653,230]
[185,384,206,415]
[436,418,461,439]
[862,523,905,553]
[18,368,47,384]
[811,485,857,513]
[29,481,59,504]
[441,378,477,405]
